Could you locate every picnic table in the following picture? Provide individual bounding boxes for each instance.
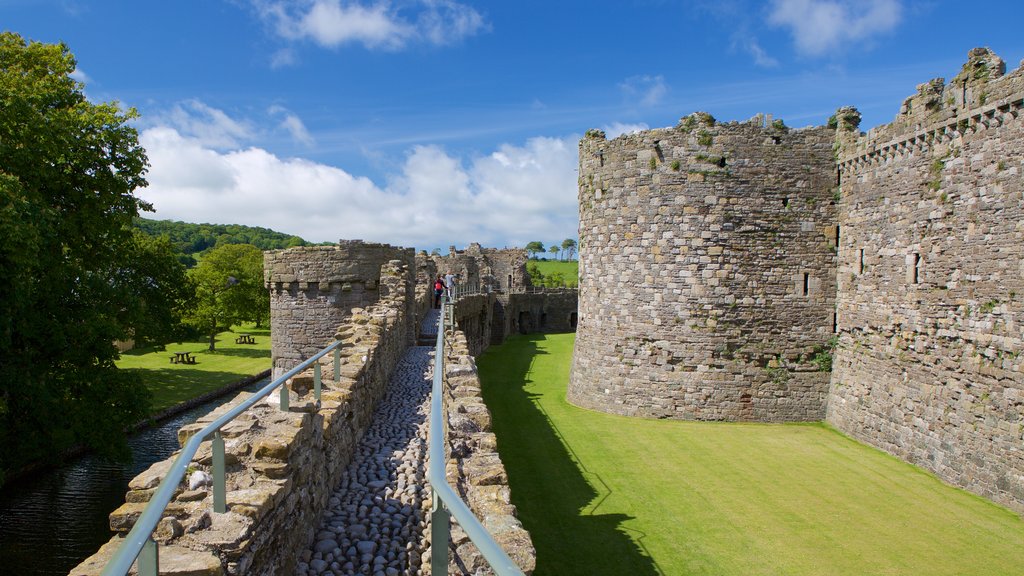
[235,333,256,344]
[170,351,196,364]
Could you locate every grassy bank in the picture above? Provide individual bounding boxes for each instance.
[528,259,578,287]
[116,324,271,412]
[478,333,1024,576]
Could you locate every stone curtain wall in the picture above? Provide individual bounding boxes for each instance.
[73,260,415,575]
[266,241,415,378]
[569,117,838,421]
[508,290,579,334]
[828,49,1024,513]
[427,329,536,575]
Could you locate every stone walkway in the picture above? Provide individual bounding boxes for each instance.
[297,309,440,576]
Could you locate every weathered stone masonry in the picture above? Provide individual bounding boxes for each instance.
[570,115,838,421]
[266,241,416,378]
[569,48,1024,514]
[828,49,1024,513]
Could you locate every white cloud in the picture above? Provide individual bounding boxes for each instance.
[269,47,297,68]
[769,0,902,56]
[138,127,578,249]
[268,105,315,146]
[602,122,649,138]
[70,67,92,84]
[151,100,256,149]
[619,75,668,107]
[251,0,487,51]
[744,37,779,67]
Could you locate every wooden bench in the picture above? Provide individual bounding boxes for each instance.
[235,334,256,344]
[170,352,196,364]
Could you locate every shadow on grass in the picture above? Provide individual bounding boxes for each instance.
[123,367,255,412]
[208,347,270,359]
[479,334,661,576]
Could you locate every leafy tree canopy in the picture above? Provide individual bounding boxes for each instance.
[186,244,266,351]
[0,33,167,484]
[134,218,315,265]
[525,241,545,258]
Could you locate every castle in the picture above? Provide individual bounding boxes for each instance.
[569,48,1024,513]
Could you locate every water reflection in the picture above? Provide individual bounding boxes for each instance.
[0,378,267,576]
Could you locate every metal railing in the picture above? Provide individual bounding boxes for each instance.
[100,298,524,575]
[429,297,525,575]
[101,341,346,576]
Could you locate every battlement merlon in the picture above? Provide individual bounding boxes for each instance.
[264,241,414,289]
[836,48,1024,160]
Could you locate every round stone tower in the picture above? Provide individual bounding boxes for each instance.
[568,113,839,421]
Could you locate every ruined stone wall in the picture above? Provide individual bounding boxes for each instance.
[508,290,578,334]
[266,241,415,378]
[828,49,1024,513]
[73,261,415,576]
[569,115,838,421]
[453,294,494,357]
[430,244,530,293]
[427,329,536,575]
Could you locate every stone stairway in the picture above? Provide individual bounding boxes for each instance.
[297,309,441,576]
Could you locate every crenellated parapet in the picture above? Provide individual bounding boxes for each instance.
[266,240,415,378]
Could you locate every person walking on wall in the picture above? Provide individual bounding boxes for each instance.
[444,271,456,302]
[434,274,444,308]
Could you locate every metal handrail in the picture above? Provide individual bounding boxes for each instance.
[429,297,525,576]
[101,340,345,576]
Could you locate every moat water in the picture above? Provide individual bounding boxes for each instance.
[0,378,268,576]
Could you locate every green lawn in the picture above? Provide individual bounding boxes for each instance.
[478,333,1024,576]
[529,259,578,287]
[116,324,271,412]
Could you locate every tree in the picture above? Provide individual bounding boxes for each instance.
[561,238,578,261]
[525,241,545,259]
[0,33,159,484]
[549,245,560,260]
[118,231,195,346]
[186,244,265,350]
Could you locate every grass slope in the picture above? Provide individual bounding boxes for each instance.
[529,259,578,287]
[478,333,1024,576]
[116,324,271,412]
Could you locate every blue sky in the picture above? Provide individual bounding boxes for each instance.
[4,0,1023,251]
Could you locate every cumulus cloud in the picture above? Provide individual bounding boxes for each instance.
[602,122,649,138]
[251,0,487,51]
[769,0,902,56]
[619,75,668,107]
[138,127,578,249]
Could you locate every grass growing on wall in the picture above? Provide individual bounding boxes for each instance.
[116,324,271,412]
[478,332,1024,576]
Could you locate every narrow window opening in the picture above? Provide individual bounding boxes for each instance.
[782,197,789,207]
[836,168,841,186]
[832,312,838,333]
[507,274,512,290]
[717,156,727,168]
[858,249,864,274]
[834,225,840,248]
[802,273,810,296]
[913,253,921,284]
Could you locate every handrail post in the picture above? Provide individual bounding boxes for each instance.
[212,430,226,513]
[431,491,450,575]
[314,362,322,401]
[279,380,289,411]
[333,347,340,381]
[138,537,158,576]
